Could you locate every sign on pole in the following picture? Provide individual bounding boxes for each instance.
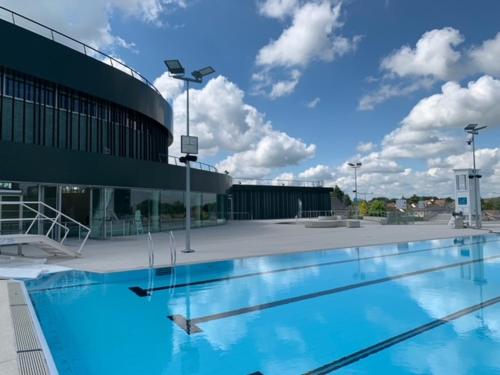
[181,135,199,154]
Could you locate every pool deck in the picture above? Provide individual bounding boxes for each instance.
[7,219,499,273]
[0,282,19,375]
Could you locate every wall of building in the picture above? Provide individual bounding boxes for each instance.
[228,185,333,220]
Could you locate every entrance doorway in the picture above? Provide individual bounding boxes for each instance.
[61,186,90,237]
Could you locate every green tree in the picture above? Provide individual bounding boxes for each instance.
[368,200,386,216]
[359,200,369,216]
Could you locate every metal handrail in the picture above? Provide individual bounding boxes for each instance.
[168,155,218,173]
[169,231,176,267]
[0,5,161,95]
[232,177,324,187]
[0,201,91,254]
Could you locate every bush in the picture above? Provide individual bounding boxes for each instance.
[359,200,369,216]
[368,200,386,216]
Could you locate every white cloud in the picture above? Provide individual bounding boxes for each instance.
[269,70,302,99]
[298,164,334,180]
[155,75,316,178]
[356,141,375,153]
[358,78,434,111]
[469,32,500,77]
[0,0,177,52]
[256,2,356,68]
[307,97,321,109]
[153,72,184,101]
[253,0,360,98]
[381,27,464,80]
[216,131,315,178]
[258,0,298,19]
[401,75,500,131]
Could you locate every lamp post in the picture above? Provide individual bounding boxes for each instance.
[348,162,362,218]
[164,59,215,253]
[464,124,487,229]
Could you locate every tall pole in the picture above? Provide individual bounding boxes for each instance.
[354,167,359,219]
[184,80,193,252]
[472,132,481,229]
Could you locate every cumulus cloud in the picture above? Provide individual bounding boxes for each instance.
[356,141,375,153]
[269,70,302,99]
[381,27,464,80]
[468,32,500,77]
[253,0,360,98]
[153,72,184,101]
[298,164,334,180]
[258,0,298,19]
[0,0,181,52]
[155,75,316,177]
[401,76,500,130]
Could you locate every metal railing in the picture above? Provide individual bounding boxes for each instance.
[0,5,160,95]
[168,155,218,172]
[169,231,177,267]
[300,210,335,219]
[0,201,91,254]
[232,178,324,187]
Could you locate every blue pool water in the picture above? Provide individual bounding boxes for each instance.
[26,234,500,374]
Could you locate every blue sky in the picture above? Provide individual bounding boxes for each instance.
[4,0,500,198]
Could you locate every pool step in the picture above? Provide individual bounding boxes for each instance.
[7,282,50,375]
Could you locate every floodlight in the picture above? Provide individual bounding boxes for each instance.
[465,123,478,131]
[192,66,215,80]
[164,59,185,75]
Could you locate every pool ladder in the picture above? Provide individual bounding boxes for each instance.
[169,231,177,267]
[147,231,177,268]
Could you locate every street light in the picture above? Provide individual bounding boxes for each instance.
[348,162,362,218]
[164,59,215,253]
[465,123,487,229]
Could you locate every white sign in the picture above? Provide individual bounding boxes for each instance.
[181,135,198,154]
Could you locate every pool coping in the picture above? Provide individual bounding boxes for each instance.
[0,280,58,375]
[0,280,19,375]
[71,230,495,274]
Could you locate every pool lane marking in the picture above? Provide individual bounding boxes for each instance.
[168,253,500,334]
[130,237,499,297]
[303,295,500,374]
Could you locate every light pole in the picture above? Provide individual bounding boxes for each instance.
[164,60,215,253]
[465,124,487,229]
[348,162,362,218]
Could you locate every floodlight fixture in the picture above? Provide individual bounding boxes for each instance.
[163,58,215,253]
[192,66,215,80]
[464,123,487,228]
[164,59,185,75]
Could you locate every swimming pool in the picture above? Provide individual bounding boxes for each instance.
[26,234,500,374]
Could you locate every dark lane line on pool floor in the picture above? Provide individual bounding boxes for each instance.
[130,237,498,297]
[168,253,500,334]
[303,295,500,374]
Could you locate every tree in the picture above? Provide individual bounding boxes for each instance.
[368,200,386,216]
[359,200,369,216]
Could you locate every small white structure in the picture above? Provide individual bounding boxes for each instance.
[396,199,407,210]
[453,168,481,227]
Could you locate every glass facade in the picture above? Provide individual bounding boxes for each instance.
[0,181,226,239]
[0,68,169,162]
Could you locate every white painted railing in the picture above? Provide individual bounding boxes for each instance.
[0,201,91,254]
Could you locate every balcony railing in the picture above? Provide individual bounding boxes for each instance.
[168,155,218,173]
[0,5,161,95]
[232,178,324,187]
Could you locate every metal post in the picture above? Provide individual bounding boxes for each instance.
[184,80,193,253]
[472,133,481,229]
[354,167,358,219]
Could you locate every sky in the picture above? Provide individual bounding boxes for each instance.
[2,0,500,199]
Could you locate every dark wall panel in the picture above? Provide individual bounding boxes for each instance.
[0,20,172,135]
[228,185,333,220]
[0,141,230,194]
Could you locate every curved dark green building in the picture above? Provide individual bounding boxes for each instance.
[0,15,230,238]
